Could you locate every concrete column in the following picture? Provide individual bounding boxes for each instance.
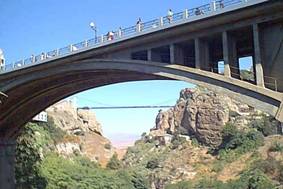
[222,31,239,78]
[147,49,152,61]
[253,23,265,87]
[170,44,175,64]
[195,38,210,70]
[194,38,201,69]
[170,44,184,65]
[0,138,16,189]
[222,31,231,77]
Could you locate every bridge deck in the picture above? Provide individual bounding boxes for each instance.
[0,0,268,74]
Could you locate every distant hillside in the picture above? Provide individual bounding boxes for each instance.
[122,87,283,189]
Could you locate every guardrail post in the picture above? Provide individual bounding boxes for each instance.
[70,44,73,52]
[84,40,88,47]
[56,48,59,56]
[211,1,216,11]
[101,35,104,43]
[118,28,122,38]
[32,56,35,63]
[159,17,163,27]
[184,9,189,19]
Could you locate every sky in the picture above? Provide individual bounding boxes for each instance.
[0,0,252,144]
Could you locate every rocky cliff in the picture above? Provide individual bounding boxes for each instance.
[123,87,283,188]
[150,87,281,147]
[47,100,102,135]
[46,100,115,166]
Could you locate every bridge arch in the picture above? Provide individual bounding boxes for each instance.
[0,59,282,138]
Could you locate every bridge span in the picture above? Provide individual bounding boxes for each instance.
[0,0,283,188]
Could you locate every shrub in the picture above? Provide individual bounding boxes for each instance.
[171,134,187,149]
[191,137,199,147]
[104,143,112,150]
[146,158,159,170]
[165,181,193,189]
[251,114,280,136]
[106,153,122,170]
[15,123,48,189]
[269,141,283,153]
[253,158,283,183]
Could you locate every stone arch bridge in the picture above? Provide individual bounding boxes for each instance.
[0,0,283,188]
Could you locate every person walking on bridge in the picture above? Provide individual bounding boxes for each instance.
[0,48,5,71]
[136,17,142,32]
[167,9,173,23]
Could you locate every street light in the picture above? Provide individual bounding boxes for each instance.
[89,21,97,42]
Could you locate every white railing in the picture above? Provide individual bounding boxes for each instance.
[0,0,251,73]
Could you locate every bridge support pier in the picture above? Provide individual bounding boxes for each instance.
[0,138,16,189]
[194,38,210,70]
[253,23,265,87]
[222,31,238,78]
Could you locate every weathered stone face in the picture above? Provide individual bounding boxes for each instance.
[150,87,258,147]
[47,100,102,135]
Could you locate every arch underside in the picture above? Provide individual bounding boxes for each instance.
[0,59,282,139]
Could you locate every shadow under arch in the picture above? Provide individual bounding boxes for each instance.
[0,59,281,139]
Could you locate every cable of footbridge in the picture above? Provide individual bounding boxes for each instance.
[77,105,174,110]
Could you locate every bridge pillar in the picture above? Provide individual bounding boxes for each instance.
[222,31,238,78]
[170,44,184,65]
[0,138,16,189]
[253,23,265,87]
[147,49,152,61]
[222,31,231,77]
[170,44,175,64]
[194,38,210,70]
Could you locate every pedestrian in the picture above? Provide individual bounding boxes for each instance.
[0,48,5,70]
[107,31,114,40]
[118,27,123,37]
[136,17,142,32]
[30,54,35,63]
[167,9,173,23]
[195,8,204,15]
[220,0,224,8]
[40,52,45,60]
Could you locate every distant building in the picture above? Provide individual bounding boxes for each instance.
[32,111,48,122]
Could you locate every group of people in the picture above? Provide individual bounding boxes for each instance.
[105,4,224,41]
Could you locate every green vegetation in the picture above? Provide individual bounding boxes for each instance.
[106,153,123,170]
[15,123,48,189]
[240,69,254,82]
[269,141,283,153]
[15,112,283,188]
[146,158,159,170]
[250,114,280,136]
[166,169,277,189]
[16,121,150,189]
[216,123,264,162]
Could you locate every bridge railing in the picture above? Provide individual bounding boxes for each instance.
[2,0,254,74]
[202,63,279,91]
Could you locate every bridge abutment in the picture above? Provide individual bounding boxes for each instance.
[0,139,16,189]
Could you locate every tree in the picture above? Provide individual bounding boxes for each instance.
[15,123,47,189]
[107,153,122,170]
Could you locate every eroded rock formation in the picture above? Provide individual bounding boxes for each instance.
[150,87,262,147]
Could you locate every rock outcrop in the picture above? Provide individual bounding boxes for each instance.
[46,99,114,166]
[47,100,102,135]
[150,87,269,147]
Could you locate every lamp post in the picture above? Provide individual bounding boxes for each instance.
[89,22,97,43]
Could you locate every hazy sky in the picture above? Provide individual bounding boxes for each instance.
[0,0,251,142]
